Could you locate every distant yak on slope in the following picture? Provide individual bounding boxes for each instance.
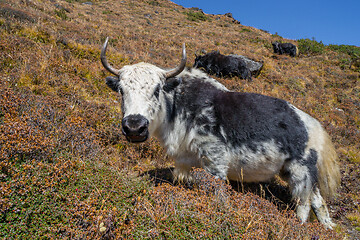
[272,41,299,57]
[193,51,257,80]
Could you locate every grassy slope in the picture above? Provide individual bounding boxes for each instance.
[0,0,359,238]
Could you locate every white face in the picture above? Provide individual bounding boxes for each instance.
[116,63,166,142]
[119,63,163,119]
[101,38,186,143]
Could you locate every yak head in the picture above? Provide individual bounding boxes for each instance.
[193,50,220,69]
[101,37,186,143]
[272,41,280,53]
[193,50,223,76]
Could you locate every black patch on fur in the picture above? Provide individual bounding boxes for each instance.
[163,77,182,93]
[196,115,212,136]
[171,77,220,134]
[170,76,309,160]
[106,76,121,93]
[164,94,176,123]
[299,149,319,186]
[154,84,160,99]
[212,92,308,158]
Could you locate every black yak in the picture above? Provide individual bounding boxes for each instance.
[272,41,299,57]
[193,51,252,80]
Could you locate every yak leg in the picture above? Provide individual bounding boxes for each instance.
[285,161,335,229]
[200,143,229,180]
[311,187,336,229]
[173,153,201,183]
[173,140,230,182]
[282,161,313,224]
[296,198,311,224]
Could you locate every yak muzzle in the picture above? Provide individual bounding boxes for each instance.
[122,114,149,143]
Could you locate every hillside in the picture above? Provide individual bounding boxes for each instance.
[0,0,359,239]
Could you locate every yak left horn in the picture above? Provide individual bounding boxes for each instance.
[101,37,121,76]
[164,43,187,79]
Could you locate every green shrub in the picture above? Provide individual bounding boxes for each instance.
[327,44,360,57]
[297,38,325,55]
[240,28,251,33]
[271,32,283,38]
[186,10,209,22]
[328,44,360,71]
[147,0,160,6]
[54,9,68,20]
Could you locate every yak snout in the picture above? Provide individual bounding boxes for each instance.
[122,114,149,143]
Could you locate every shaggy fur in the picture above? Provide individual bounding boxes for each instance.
[193,51,252,80]
[103,61,340,229]
[272,41,299,57]
[318,131,341,198]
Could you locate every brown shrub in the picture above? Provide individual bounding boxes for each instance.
[130,169,342,239]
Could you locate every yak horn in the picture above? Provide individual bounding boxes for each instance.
[101,37,120,76]
[164,43,187,79]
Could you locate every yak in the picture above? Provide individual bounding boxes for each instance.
[101,38,340,229]
[193,51,252,80]
[272,41,299,57]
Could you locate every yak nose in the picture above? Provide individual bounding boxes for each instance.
[122,114,149,143]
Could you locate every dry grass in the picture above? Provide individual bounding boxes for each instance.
[0,0,359,238]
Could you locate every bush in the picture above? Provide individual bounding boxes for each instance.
[297,38,325,55]
[147,0,160,6]
[328,44,360,71]
[186,10,209,22]
[327,44,360,57]
[54,9,68,21]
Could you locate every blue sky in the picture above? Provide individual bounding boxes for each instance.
[171,0,360,46]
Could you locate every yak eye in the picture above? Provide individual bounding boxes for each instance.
[153,84,160,99]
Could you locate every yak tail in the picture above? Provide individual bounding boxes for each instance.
[317,131,341,199]
[295,46,300,57]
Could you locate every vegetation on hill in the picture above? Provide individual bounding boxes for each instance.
[0,0,359,238]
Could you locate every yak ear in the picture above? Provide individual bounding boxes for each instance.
[163,77,182,93]
[105,76,120,92]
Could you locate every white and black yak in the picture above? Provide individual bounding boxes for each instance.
[101,38,340,229]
